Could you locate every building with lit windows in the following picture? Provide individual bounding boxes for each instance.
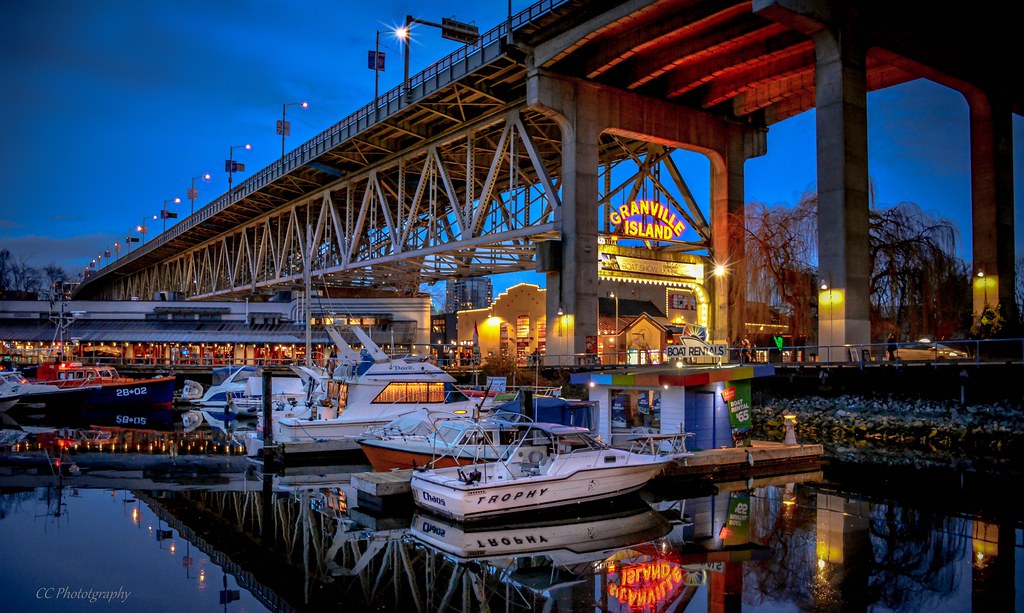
[0,295,431,368]
[444,277,493,313]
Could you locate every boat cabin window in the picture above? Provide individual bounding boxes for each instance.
[327,381,348,407]
[373,382,446,404]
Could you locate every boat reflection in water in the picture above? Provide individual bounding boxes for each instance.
[411,496,672,563]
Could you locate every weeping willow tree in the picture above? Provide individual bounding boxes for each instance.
[869,202,971,339]
[742,195,970,343]
[742,193,819,344]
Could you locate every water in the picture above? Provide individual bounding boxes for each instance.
[1,413,1021,612]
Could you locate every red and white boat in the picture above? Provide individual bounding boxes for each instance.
[28,362,176,408]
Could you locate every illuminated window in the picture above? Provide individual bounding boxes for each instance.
[373,382,446,404]
[516,315,530,339]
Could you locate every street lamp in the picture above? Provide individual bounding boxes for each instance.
[137,219,150,245]
[820,282,831,362]
[398,14,479,100]
[187,173,212,216]
[226,144,252,196]
[977,270,988,309]
[278,102,308,158]
[608,291,619,365]
[159,197,181,234]
[113,242,120,261]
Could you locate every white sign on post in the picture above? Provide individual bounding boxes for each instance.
[486,376,507,391]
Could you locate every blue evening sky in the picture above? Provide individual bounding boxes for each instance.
[1,1,1021,297]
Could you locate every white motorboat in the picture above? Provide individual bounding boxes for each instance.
[410,422,680,522]
[0,371,26,413]
[190,365,258,409]
[190,365,305,415]
[258,326,488,454]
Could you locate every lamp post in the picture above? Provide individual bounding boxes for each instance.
[160,197,181,234]
[187,173,212,216]
[226,143,251,196]
[137,219,149,245]
[114,242,120,261]
[820,282,831,362]
[609,291,619,365]
[977,270,988,310]
[398,14,479,101]
[278,102,308,159]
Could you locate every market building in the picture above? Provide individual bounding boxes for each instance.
[0,294,431,369]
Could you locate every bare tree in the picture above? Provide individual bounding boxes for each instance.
[38,265,68,301]
[7,256,41,294]
[743,192,819,344]
[869,203,969,340]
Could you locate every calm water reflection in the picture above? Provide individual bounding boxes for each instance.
[0,417,1020,612]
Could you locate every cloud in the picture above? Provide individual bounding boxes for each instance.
[1,234,118,274]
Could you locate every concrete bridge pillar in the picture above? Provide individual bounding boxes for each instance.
[966,90,1017,320]
[527,74,600,365]
[813,20,872,360]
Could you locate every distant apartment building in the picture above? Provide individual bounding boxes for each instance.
[444,277,492,313]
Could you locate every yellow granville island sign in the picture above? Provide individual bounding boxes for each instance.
[610,200,686,241]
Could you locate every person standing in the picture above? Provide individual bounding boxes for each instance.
[886,332,897,361]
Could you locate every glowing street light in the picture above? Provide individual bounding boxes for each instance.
[976,270,988,309]
[137,218,150,245]
[608,291,619,365]
[226,143,252,196]
[278,102,308,158]
[820,282,831,362]
[186,173,212,216]
[399,14,479,100]
[159,197,181,234]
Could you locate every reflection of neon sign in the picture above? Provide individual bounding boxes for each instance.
[610,200,686,241]
[608,561,683,608]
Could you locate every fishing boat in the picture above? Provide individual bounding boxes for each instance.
[410,422,682,522]
[17,298,175,409]
[26,361,176,408]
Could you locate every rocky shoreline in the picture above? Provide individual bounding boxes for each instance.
[752,393,1024,476]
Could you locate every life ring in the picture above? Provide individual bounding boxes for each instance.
[527,450,545,464]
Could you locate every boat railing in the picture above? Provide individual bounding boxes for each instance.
[624,432,696,460]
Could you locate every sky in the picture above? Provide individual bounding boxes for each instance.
[1,0,1021,301]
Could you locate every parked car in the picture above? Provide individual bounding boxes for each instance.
[896,339,968,361]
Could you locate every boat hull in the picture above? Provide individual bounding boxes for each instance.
[16,385,97,410]
[358,438,502,472]
[411,459,669,522]
[83,377,176,408]
[0,396,22,413]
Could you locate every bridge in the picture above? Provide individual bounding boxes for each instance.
[76,0,1023,362]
